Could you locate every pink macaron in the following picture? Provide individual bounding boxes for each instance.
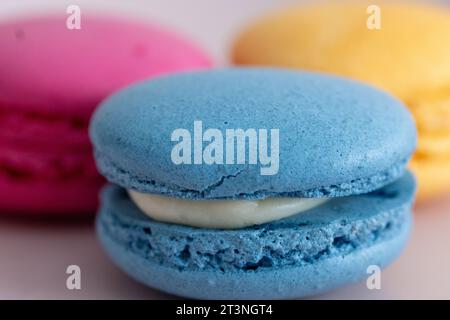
[0,15,212,215]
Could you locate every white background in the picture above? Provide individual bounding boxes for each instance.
[0,0,450,299]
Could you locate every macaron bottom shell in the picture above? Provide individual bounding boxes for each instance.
[99,217,410,299]
[0,176,103,215]
[0,126,103,214]
[96,172,415,299]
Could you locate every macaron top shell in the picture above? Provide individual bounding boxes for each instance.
[90,68,417,199]
[232,2,450,100]
[0,16,212,116]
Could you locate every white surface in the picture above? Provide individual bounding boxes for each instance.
[1,0,450,299]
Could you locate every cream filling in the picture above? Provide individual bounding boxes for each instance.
[128,190,328,229]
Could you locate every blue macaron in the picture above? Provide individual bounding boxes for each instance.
[90,68,417,299]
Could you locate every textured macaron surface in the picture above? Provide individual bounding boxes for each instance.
[0,15,212,114]
[91,68,417,199]
[97,171,415,299]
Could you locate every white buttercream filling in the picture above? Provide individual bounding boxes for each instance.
[128,190,328,229]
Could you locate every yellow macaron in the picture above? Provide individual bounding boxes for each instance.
[232,1,450,201]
